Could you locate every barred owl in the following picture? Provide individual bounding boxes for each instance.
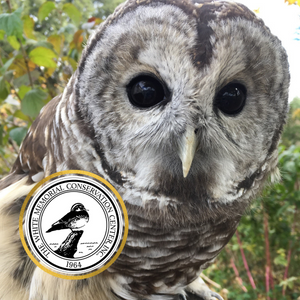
[0,0,289,300]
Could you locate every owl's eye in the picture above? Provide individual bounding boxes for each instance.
[127,75,167,108]
[215,83,247,115]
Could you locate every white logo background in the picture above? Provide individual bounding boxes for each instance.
[23,175,124,275]
[41,192,107,258]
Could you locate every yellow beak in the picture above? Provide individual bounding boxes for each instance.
[178,126,197,178]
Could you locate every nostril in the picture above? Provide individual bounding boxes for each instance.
[194,128,199,134]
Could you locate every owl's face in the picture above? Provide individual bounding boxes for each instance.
[75,0,289,206]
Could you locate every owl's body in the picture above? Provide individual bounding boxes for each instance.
[0,0,289,299]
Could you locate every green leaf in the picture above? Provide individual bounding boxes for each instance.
[0,7,23,38]
[9,127,28,146]
[38,2,56,21]
[284,161,297,173]
[27,41,54,52]
[13,70,39,87]
[0,29,4,40]
[7,35,20,50]
[232,244,239,251]
[18,85,31,99]
[62,3,82,26]
[58,23,76,35]
[14,110,31,122]
[275,202,290,217]
[2,132,9,146]
[21,88,47,118]
[0,125,3,146]
[279,276,298,288]
[29,46,57,68]
[0,76,9,102]
[274,255,288,266]
[0,57,15,75]
[67,57,77,70]
[3,70,14,83]
[62,56,77,71]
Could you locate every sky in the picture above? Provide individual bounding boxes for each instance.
[236,0,300,102]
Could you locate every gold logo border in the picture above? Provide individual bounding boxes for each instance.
[19,170,128,280]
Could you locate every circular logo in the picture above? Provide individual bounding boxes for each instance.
[19,171,128,279]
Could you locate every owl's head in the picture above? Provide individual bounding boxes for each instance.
[71,203,86,211]
[74,0,289,207]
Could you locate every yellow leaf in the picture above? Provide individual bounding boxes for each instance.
[70,30,84,51]
[0,30,5,40]
[62,56,77,71]
[47,34,65,55]
[286,0,296,4]
[292,108,300,119]
[62,3,82,26]
[94,18,103,25]
[87,17,103,25]
[14,110,31,122]
[0,104,10,114]
[29,46,57,68]
[22,15,36,40]
[38,76,47,83]
[7,36,20,50]
[63,72,70,82]
[45,68,55,76]
[253,8,260,14]
[38,2,55,21]
[18,85,31,99]
[9,56,35,78]
[28,60,36,70]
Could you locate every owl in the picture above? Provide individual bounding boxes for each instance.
[0,0,289,300]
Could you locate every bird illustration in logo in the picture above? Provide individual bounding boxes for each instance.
[46,203,89,233]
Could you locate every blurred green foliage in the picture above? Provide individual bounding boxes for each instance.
[282,97,300,148]
[0,0,113,175]
[0,1,299,299]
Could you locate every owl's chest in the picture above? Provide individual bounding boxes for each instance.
[109,203,240,295]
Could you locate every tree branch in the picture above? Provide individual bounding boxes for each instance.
[7,81,22,102]
[236,231,256,290]
[6,0,34,88]
[0,53,4,67]
[5,0,12,12]
[200,273,221,289]
[8,138,19,154]
[19,42,34,88]
[282,207,297,296]
[225,247,248,292]
[263,210,275,300]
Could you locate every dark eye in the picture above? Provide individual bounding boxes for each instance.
[127,75,168,108]
[215,83,247,115]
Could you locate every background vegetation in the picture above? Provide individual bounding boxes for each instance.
[0,0,299,299]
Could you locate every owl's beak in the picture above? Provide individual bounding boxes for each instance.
[178,126,197,178]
